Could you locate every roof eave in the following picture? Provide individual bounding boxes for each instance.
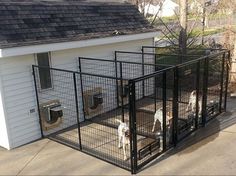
[0,31,160,58]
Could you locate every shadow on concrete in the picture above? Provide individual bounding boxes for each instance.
[141,98,236,172]
[141,119,221,172]
[176,119,220,155]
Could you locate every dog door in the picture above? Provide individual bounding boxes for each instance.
[88,92,103,110]
[84,87,103,118]
[118,80,129,106]
[39,100,63,131]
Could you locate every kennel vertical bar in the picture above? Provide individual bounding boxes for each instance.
[114,51,120,108]
[32,65,44,138]
[155,53,159,112]
[173,67,179,146]
[154,53,159,112]
[78,57,86,120]
[141,48,145,97]
[219,53,225,113]
[224,51,230,111]
[129,80,137,174]
[73,73,82,150]
[119,62,125,122]
[162,71,167,150]
[202,57,209,126]
[195,61,200,128]
[154,69,157,112]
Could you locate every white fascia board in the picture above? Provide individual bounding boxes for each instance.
[0,32,159,58]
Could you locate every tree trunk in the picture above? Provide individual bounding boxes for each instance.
[230,39,236,95]
[179,0,187,56]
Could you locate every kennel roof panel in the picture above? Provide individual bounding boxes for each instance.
[0,0,156,49]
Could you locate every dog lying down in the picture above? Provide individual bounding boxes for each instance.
[116,119,130,161]
[152,108,173,134]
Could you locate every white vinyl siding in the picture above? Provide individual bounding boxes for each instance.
[0,38,154,149]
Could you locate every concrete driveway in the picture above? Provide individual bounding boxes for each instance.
[1,98,236,175]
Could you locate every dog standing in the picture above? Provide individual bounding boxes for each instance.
[186,90,202,116]
[152,108,173,133]
[116,119,130,160]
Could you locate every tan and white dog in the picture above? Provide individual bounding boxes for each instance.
[116,119,130,160]
[186,90,202,115]
[152,108,173,134]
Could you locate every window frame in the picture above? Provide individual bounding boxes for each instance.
[35,52,53,91]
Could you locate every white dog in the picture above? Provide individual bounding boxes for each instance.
[186,90,202,116]
[116,119,130,160]
[152,108,173,133]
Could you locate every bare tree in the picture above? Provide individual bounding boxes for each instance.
[154,0,203,54]
[216,0,236,15]
[127,0,164,24]
[217,0,236,95]
[179,0,187,54]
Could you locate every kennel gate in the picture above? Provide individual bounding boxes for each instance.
[32,48,230,174]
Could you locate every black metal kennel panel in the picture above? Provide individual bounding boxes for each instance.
[126,48,230,173]
[115,51,173,103]
[32,66,82,149]
[142,46,201,65]
[32,48,230,174]
[78,56,165,109]
[203,51,230,123]
[115,51,172,70]
[142,46,211,56]
[222,51,230,111]
[33,65,133,171]
[128,68,175,172]
[175,60,204,141]
[77,73,132,170]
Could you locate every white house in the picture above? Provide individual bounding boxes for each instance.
[0,0,158,149]
[141,0,179,17]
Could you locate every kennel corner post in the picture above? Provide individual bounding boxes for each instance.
[78,57,86,121]
[32,65,44,138]
[173,67,179,146]
[128,80,138,174]
[73,72,82,150]
[202,57,209,126]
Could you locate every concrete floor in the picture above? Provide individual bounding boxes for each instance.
[1,98,236,175]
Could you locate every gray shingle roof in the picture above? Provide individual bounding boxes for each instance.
[0,0,156,48]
